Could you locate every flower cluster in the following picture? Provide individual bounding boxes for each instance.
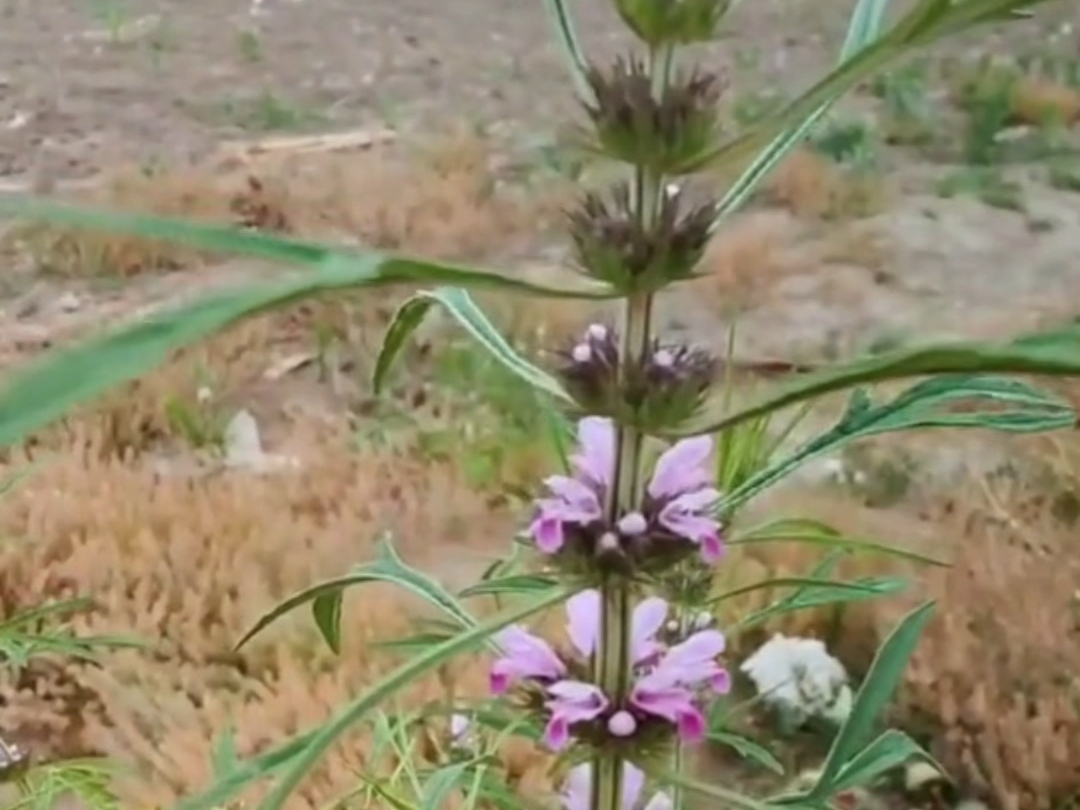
[491,589,730,752]
[557,324,716,430]
[529,416,723,576]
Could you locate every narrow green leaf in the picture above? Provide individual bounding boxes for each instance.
[174,729,320,810]
[706,731,785,775]
[812,602,935,798]
[678,332,1080,439]
[420,762,471,810]
[729,517,947,567]
[373,295,437,395]
[210,725,240,781]
[0,208,608,451]
[713,0,894,219]
[828,730,933,796]
[235,534,476,650]
[720,375,1073,510]
[374,287,569,401]
[708,576,897,606]
[732,577,907,630]
[458,575,558,599]
[311,592,344,655]
[543,0,594,103]
[253,586,574,810]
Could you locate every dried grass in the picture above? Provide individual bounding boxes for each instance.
[726,451,1080,810]
[763,149,888,221]
[697,210,806,312]
[0,424,552,808]
[2,130,568,279]
[1009,76,1080,126]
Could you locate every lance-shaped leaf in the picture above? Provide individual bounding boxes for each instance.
[716,374,1075,510]
[234,534,477,653]
[0,229,607,451]
[373,287,569,402]
[677,331,1080,439]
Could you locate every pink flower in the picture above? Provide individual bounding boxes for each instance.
[529,417,615,553]
[544,680,609,750]
[491,590,729,750]
[490,626,566,694]
[646,435,724,563]
[628,628,731,743]
[541,590,669,749]
[561,762,671,810]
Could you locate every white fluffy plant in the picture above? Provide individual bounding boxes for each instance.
[741,634,855,733]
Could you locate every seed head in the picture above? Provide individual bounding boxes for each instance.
[566,182,716,293]
[581,57,725,174]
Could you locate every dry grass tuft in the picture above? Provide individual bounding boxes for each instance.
[0,428,548,808]
[891,476,1080,810]
[725,448,1080,810]
[764,149,888,221]
[1009,76,1080,126]
[696,210,806,312]
[2,129,569,280]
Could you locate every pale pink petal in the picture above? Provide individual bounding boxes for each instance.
[573,417,616,488]
[643,792,674,810]
[647,436,713,500]
[530,512,565,553]
[491,625,566,687]
[560,764,592,810]
[544,714,572,751]
[631,596,669,664]
[566,589,601,658]
[621,762,646,810]
[545,475,604,517]
[666,629,726,666]
[675,706,706,742]
[700,531,724,563]
[711,668,732,694]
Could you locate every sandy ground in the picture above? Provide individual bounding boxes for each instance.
[1,1,1080,808]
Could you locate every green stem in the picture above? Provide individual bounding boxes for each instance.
[591,39,674,810]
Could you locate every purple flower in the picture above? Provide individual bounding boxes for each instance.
[647,435,724,563]
[490,626,567,694]
[628,629,730,742]
[544,680,609,750]
[541,590,669,750]
[491,590,729,750]
[561,761,671,810]
[529,417,615,553]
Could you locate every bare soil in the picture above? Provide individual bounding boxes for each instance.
[2,0,1080,808]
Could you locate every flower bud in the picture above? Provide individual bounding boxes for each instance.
[557,327,716,429]
[567,182,716,293]
[556,323,620,413]
[607,710,638,737]
[613,0,733,45]
[581,57,725,174]
[629,342,717,429]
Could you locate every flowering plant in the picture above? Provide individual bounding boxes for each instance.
[0,0,1077,809]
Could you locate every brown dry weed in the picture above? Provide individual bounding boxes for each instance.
[2,129,569,280]
[0,424,553,808]
[763,149,889,221]
[726,447,1080,810]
